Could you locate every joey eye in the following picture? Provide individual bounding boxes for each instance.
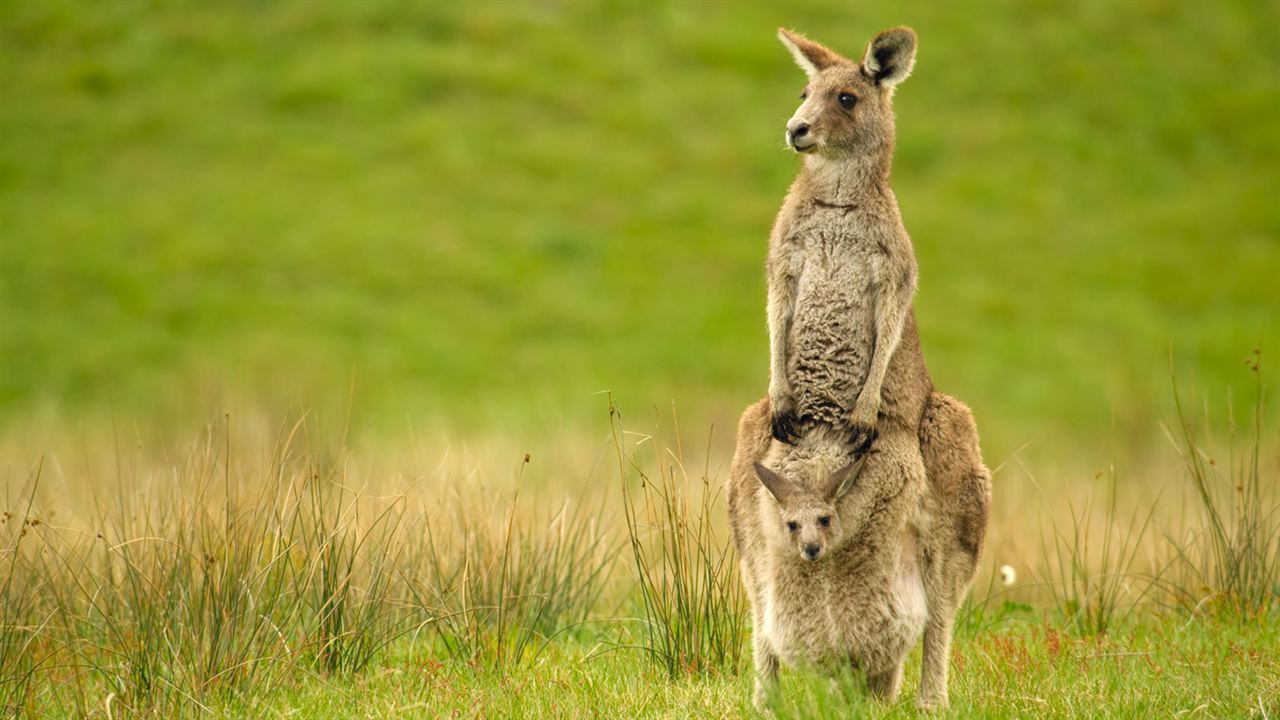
[799,90,808,100]
[818,516,831,527]
[786,521,799,532]
[838,92,857,110]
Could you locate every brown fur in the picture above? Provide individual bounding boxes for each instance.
[738,26,992,711]
[767,27,928,447]
[728,394,990,710]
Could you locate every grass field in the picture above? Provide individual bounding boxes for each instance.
[93,620,1280,718]
[2,1,1279,718]
[2,387,1278,717]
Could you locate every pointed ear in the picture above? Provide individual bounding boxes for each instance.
[777,28,844,78]
[754,462,793,504]
[862,27,917,87]
[823,457,866,501]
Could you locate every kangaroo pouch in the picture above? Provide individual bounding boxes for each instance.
[760,540,926,671]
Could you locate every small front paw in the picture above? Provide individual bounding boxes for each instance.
[851,395,881,429]
[771,409,802,445]
[848,423,878,457]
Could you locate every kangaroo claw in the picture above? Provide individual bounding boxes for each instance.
[848,424,878,456]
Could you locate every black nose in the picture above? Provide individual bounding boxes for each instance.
[803,544,820,560]
[792,123,810,138]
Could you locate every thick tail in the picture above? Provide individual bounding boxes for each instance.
[919,391,992,562]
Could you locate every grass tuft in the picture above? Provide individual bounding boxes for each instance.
[0,465,51,717]
[1167,350,1280,618]
[1035,465,1160,636]
[404,481,616,671]
[612,400,747,677]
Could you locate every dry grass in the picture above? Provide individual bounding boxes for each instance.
[0,373,1276,715]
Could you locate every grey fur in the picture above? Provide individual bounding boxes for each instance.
[731,27,993,711]
[728,395,990,711]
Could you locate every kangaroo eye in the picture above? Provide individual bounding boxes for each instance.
[799,90,808,100]
[838,92,857,110]
[786,521,799,532]
[818,516,831,527]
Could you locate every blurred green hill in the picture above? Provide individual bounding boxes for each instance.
[2,1,1277,457]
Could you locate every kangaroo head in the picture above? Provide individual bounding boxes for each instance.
[777,27,916,159]
[754,458,863,562]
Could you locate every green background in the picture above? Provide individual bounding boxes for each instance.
[2,1,1277,457]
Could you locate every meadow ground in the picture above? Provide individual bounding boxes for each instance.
[128,620,1280,719]
[2,1,1279,718]
[2,384,1277,718]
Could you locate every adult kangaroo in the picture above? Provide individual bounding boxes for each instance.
[727,27,992,711]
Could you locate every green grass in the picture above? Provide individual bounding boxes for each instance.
[239,620,1280,718]
[20,620,1280,718]
[2,1,1278,460]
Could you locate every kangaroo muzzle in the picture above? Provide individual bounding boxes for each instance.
[786,118,816,153]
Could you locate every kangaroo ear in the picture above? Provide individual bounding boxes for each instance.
[824,457,866,501]
[862,27,917,87]
[754,462,794,504]
[777,28,844,79]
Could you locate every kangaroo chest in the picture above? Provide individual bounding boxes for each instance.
[781,212,888,423]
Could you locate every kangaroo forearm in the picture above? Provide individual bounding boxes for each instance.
[767,291,793,399]
[863,306,905,396]
[857,280,912,415]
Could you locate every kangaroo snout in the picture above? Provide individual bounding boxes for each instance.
[803,543,822,561]
[786,119,815,152]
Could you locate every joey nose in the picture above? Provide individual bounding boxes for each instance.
[803,544,821,561]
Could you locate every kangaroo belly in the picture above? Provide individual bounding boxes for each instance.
[786,252,877,424]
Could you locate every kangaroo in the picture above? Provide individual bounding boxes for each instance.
[766,25,926,450]
[728,394,989,711]
[728,26,992,710]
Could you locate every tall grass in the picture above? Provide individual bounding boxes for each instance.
[0,370,1274,713]
[0,465,50,717]
[296,475,409,675]
[32,418,420,714]
[612,401,747,677]
[1035,466,1160,635]
[404,480,616,671]
[0,414,620,714]
[1167,350,1280,617]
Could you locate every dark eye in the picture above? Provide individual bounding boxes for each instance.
[819,516,831,527]
[838,92,857,110]
[786,521,799,532]
[799,90,808,100]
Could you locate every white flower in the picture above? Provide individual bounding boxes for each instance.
[999,564,1017,586]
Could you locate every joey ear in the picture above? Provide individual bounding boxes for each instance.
[777,28,845,78]
[824,457,867,501]
[754,462,793,504]
[862,26,917,87]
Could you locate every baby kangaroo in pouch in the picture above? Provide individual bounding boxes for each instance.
[754,456,863,563]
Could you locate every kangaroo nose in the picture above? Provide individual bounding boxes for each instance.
[803,544,821,560]
[791,122,810,138]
